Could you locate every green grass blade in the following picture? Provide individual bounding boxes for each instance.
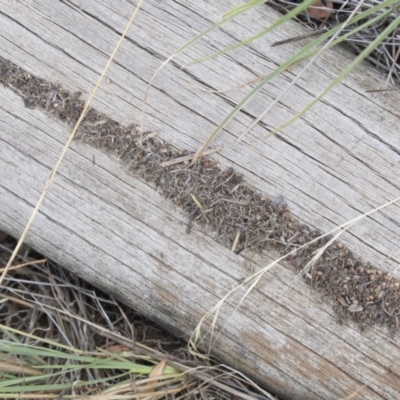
[292,0,398,63]
[177,0,268,55]
[269,13,400,137]
[141,0,269,131]
[191,194,203,210]
[0,372,130,393]
[239,2,398,139]
[0,325,80,353]
[223,0,268,19]
[187,0,316,67]
[192,0,399,159]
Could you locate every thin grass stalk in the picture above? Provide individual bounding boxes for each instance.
[140,0,270,133]
[267,9,400,138]
[191,0,399,160]
[190,193,400,353]
[185,0,317,67]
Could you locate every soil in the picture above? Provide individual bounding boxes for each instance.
[1,55,400,333]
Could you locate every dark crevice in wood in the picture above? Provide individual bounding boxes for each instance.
[1,55,400,335]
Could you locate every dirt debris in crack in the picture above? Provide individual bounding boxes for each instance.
[1,55,399,333]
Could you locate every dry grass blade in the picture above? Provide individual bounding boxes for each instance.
[238,0,367,142]
[160,147,222,167]
[139,0,268,135]
[262,6,400,142]
[0,240,276,400]
[271,0,400,80]
[0,0,144,286]
[0,362,43,376]
[2,54,400,336]
[0,259,46,273]
[190,193,400,353]
[185,0,400,158]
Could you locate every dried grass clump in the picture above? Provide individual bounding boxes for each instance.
[0,236,276,399]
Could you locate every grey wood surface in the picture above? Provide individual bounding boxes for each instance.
[1,1,400,399]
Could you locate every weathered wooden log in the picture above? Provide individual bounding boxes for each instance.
[1,1,400,399]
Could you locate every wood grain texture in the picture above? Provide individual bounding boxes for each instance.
[1,1,400,399]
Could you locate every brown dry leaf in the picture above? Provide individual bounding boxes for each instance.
[149,359,167,378]
[137,360,170,393]
[306,0,333,20]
